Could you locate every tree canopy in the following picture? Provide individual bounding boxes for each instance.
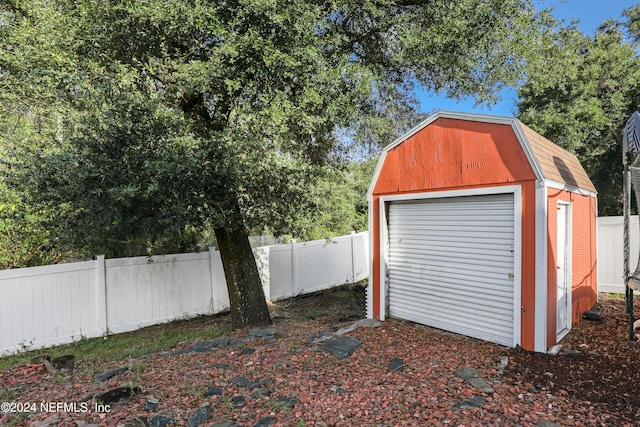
[516,7,640,215]
[1,0,545,325]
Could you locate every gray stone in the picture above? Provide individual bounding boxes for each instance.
[453,396,486,409]
[212,337,231,347]
[209,423,241,427]
[253,388,273,397]
[388,357,403,372]
[230,376,259,389]
[240,348,255,355]
[548,345,562,355]
[231,337,251,346]
[149,415,175,427]
[121,417,151,427]
[97,385,142,405]
[248,327,276,338]
[51,354,75,371]
[253,416,277,427]
[232,395,246,408]
[187,405,211,427]
[535,422,561,427]
[95,367,129,382]
[456,368,491,391]
[582,310,602,321]
[204,386,223,397]
[333,319,381,336]
[320,336,362,359]
[305,331,332,342]
[275,397,298,409]
[192,341,216,352]
[214,363,230,369]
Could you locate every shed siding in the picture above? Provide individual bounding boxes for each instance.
[372,118,537,195]
[546,190,597,349]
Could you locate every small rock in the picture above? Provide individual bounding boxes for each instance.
[95,367,129,382]
[209,423,241,427]
[275,397,298,409]
[187,405,211,427]
[583,310,603,321]
[192,341,216,352]
[240,348,255,355]
[145,396,159,411]
[388,357,404,372]
[497,356,509,374]
[232,395,246,408]
[547,345,562,355]
[97,385,142,405]
[149,415,175,427]
[305,331,332,343]
[231,337,251,346]
[253,416,277,426]
[214,363,230,369]
[230,376,260,389]
[212,337,231,347]
[51,354,75,371]
[204,386,223,397]
[253,388,273,397]
[453,396,486,409]
[320,336,362,359]
[121,416,151,427]
[535,422,561,427]
[456,368,492,391]
[248,327,276,338]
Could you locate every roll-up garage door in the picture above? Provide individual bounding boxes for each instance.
[387,193,516,346]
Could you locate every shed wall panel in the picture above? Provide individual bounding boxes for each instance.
[372,118,536,196]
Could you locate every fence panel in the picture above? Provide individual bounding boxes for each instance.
[105,252,220,334]
[597,216,639,294]
[0,260,102,356]
[267,232,369,301]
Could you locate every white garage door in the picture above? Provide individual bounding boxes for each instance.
[387,193,516,346]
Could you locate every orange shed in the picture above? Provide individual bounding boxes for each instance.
[367,111,597,353]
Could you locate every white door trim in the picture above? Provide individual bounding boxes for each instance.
[378,185,522,347]
[556,201,572,341]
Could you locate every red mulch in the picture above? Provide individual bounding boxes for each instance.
[2,287,640,427]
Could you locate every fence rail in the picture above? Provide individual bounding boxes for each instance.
[0,232,369,356]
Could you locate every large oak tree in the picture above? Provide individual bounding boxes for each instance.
[1,0,544,327]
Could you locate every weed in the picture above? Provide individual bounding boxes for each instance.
[303,309,325,320]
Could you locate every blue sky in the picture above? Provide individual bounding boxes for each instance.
[417,0,640,117]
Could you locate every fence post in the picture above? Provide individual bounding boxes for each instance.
[350,231,357,283]
[290,239,296,296]
[95,255,108,335]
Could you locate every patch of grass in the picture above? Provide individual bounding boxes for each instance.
[302,309,325,320]
[0,318,226,370]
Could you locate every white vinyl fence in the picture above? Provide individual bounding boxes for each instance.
[597,216,639,294]
[0,232,369,356]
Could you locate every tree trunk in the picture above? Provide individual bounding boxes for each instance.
[214,205,272,329]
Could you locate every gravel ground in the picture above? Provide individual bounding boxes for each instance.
[1,286,639,426]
